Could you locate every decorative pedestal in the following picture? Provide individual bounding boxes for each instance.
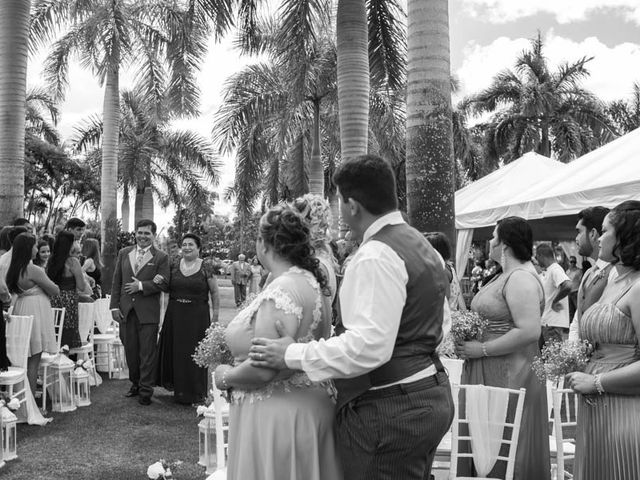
[72,368,91,407]
[49,357,77,413]
[198,409,217,473]
[1,406,17,461]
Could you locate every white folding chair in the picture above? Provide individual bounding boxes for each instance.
[549,385,577,479]
[70,303,99,386]
[0,315,34,404]
[449,384,527,480]
[209,373,229,478]
[38,308,65,412]
[92,298,118,378]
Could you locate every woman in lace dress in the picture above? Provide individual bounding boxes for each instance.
[456,217,550,480]
[566,200,640,479]
[214,205,342,480]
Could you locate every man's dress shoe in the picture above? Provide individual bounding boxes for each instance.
[125,388,139,397]
[138,396,152,406]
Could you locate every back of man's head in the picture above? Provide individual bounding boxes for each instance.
[65,217,86,230]
[536,243,555,261]
[8,226,28,245]
[577,207,609,236]
[13,217,30,227]
[333,154,397,215]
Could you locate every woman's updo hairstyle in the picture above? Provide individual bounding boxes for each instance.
[182,233,202,249]
[496,216,533,262]
[608,200,640,270]
[260,205,329,295]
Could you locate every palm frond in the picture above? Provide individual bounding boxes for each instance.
[367,0,406,91]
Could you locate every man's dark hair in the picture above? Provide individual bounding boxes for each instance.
[12,217,30,227]
[65,217,86,229]
[136,219,157,235]
[333,154,397,215]
[535,243,555,259]
[577,207,609,236]
[424,231,452,261]
[8,226,28,245]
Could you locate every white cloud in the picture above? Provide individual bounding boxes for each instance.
[456,33,640,103]
[461,0,640,24]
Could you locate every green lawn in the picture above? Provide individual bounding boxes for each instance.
[4,281,237,480]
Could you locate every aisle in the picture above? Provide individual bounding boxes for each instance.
[6,279,236,480]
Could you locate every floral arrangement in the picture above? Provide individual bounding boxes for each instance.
[147,459,182,479]
[0,392,20,411]
[73,358,91,375]
[193,323,234,369]
[449,310,489,343]
[436,333,457,358]
[532,340,593,383]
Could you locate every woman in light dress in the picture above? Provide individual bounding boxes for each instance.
[566,200,640,479]
[6,233,60,395]
[456,216,550,480]
[248,257,263,296]
[214,205,342,480]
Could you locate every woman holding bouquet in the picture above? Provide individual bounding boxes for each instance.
[213,205,341,480]
[566,200,640,480]
[455,216,549,480]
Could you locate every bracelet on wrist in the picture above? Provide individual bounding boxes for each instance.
[220,368,230,390]
[481,342,489,357]
[594,374,605,395]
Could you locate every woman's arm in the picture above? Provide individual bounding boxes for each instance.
[458,270,542,358]
[81,258,95,273]
[215,298,299,390]
[29,264,60,297]
[569,281,640,395]
[208,276,220,323]
[68,257,88,292]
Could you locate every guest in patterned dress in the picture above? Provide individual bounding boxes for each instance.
[566,200,640,480]
[156,233,219,404]
[47,231,88,348]
[456,216,550,480]
[213,205,341,480]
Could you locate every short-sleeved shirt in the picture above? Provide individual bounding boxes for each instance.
[541,262,570,328]
[565,266,582,293]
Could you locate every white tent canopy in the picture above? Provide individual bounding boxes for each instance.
[454,127,640,277]
[454,152,568,276]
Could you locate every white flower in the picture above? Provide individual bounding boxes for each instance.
[196,405,207,416]
[147,461,165,479]
[61,345,70,353]
[76,359,84,366]
[7,398,20,411]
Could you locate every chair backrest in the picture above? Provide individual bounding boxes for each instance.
[93,298,112,334]
[546,377,565,422]
[5,315,34,369]
[450,384,527,480]
[52,308,66,350]
[77,303,95,344]
[551,386,578,477]
[210,373,229,470]
[442,358,464,389]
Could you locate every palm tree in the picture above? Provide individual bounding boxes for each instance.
[606,82,640,135]
[0,0,31,224]
[405,0,455,240]
[73,87,219,230]
[25,87,61,145]
[467,33,615,164]
[31,0,209,290]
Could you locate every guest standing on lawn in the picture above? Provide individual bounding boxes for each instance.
[456,216,550,480]
[156,233,220,404]
[47,231,87,349]
[566,200,640,479]
[230,254,250,306]
[110,220,169,405]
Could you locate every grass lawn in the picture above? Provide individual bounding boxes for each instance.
[4,281,237,480]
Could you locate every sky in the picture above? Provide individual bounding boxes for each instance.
[27,0,640,231]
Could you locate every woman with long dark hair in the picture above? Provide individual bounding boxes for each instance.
[34,240,51,268]
[47,231,87,348]
[7,233,60,394]
[81,238,103,298]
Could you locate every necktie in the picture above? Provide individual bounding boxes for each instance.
[135,249,145,273]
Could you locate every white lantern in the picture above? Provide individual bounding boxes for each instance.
[1,406,17,461]
[72,368,91,407]
[50,356,77,412]
[198,409,216,472]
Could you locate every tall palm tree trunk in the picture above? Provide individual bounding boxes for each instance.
[309,100,324,195]
[121,188,130,232]
[406,0,455,244]
[0,0,30,224]
[336,0,369,237]
[337,0,369,158]
[101,66,120,294]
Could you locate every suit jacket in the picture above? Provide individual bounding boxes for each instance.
[576,263,613,322]
[109,245,170,324]
[230,261,250,285]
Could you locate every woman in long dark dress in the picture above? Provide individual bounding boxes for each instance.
[156,233,220,404]
[47,231,88,348]
[455,217,550,480]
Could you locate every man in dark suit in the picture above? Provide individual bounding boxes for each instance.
[230,254,250,306]
[110,219,169,405]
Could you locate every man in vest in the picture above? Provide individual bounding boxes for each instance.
[569,206,615,341]
[250,154,454,480]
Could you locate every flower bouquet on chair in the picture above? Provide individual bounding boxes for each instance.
[147,459,182,479]
[532,339,593,383]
